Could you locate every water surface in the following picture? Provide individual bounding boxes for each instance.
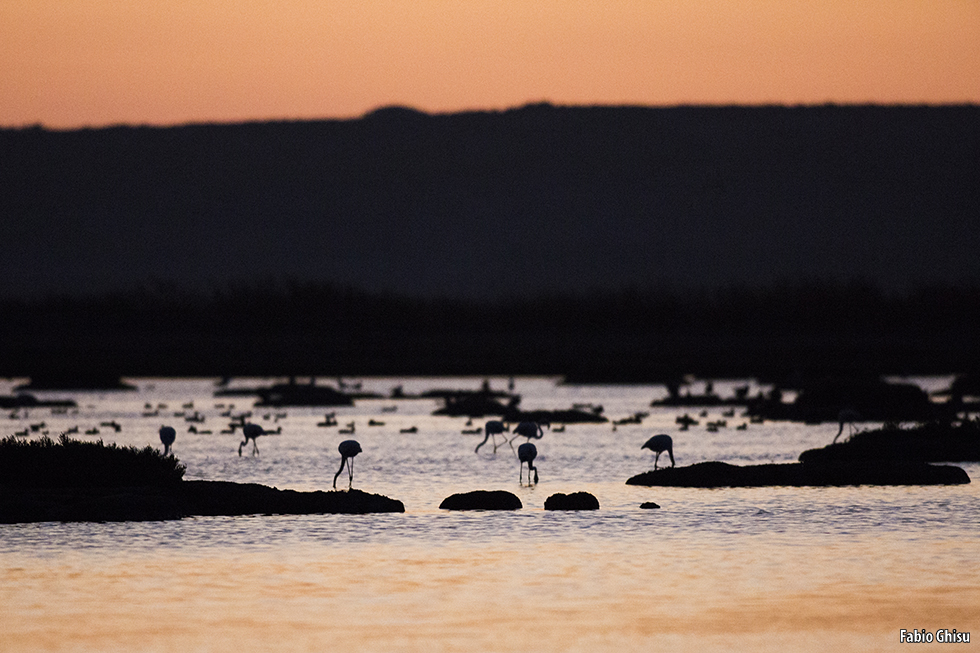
[2,377,977,652]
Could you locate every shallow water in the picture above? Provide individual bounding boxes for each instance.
[2,376,978,652]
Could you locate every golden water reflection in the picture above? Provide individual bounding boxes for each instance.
[3,536,977,652]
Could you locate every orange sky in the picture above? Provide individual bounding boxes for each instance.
[2,0,978,128]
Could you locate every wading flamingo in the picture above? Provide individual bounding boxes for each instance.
[642,434,675,469]
[518,442,539,484]
[833,409,862,443]
[475,420,509,453]
[510,420,547,442]
[159,425,176,456]
[238,423,265,456]
[333,439,362,489]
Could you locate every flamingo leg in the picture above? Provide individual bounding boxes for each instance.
[347,458,354,488]
[333,455,348,488]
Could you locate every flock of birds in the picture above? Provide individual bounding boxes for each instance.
[13,384,868,492]
[156,418,678,490]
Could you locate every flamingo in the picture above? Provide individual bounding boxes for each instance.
[833,408,861,443]
[518,442,538,484]
[159,425,176,456]
[333,439,362,489]
[475,420,510,453]
[642,434,675,469]
[509,420,546,443]
[238,422,265,456]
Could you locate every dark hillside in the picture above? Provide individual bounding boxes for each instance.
[2,104,978,299]
[3,104,978,380]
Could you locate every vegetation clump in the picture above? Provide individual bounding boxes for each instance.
[0,434,185,489]
[798,418,980,464]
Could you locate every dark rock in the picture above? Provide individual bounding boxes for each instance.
[15,374,136,391]
[0,482,404,523]
[639,502,661,509]
[431,394,608,424]
[504,408,608,424]
[178,481,404,516]
[432,395,513,417]
[626,460,970,487]
[0,486,183,523]
[798,420,980,464]
[253,383,358,407]
[544,492,600,510]
[438,490,522,510]
[745,376,949,424]
[0,394,76,409]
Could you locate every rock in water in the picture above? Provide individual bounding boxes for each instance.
[438,490,522,510]
[544,492,600,510]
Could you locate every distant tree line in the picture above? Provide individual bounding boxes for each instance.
[2,281,977,382]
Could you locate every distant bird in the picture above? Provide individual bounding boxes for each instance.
[399,426,418,434]
[238,422,265,456]
[333,439,362,489]
[159,425,176,456]
[518,442,539,484]
[475,420,509,453]
[339,421,356,434]
[675,413,699,428]
[834,409,862,443]
[642,434,675,470]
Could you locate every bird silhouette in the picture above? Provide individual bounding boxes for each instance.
[238,422,265,456]
[642,434,675,469]
[509,420,546,444]
[833,408,862,443]
[475,420,509,453]
[518,442,539,484]
[333,439,362,489]
[159,425,176,456]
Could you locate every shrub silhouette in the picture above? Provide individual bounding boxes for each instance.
[0,434,185,488]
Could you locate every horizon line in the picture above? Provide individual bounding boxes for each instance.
[5,100,979,132]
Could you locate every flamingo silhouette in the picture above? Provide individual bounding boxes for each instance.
[642,434,675,469]
[238,422,265,456]
[518,442,538,484]
[159,425,176,456]
[833,408,861,443]
[475,420,509,453]
[333,439,362,489]
[509,420,546,444]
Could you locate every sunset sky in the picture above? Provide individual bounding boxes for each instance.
[2,0,979,128]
